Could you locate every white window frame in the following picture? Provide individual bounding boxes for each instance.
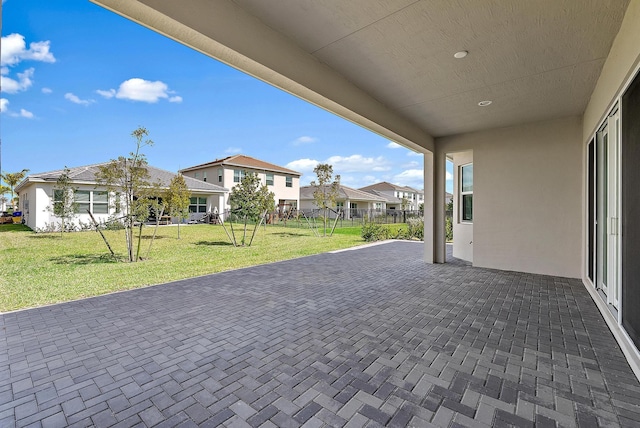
[285,176,293,188]
[266,173,274,186]
[460,163,473,223]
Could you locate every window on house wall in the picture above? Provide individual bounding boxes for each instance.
[285,176,292,187]
[73,190,109,214]
[189,196,207,213]
[53,189,65,214]
[336,201,344,210]
[218,168,223,183]
[203,171,207,182]
[461,163,473,222]
[75,190,90,214]
[93,191,109,214]
[266,173,274,186]
[234,170,246,183]
[375,202,382,211]
[194,172,199,179]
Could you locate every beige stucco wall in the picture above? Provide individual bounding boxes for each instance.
[436,116,583,278]
[584,0,640,141]
[451,151,473,263]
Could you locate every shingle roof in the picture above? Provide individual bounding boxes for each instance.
[179,154,302,176]
[359,181,423,194]
[300,185,387,202]
[16,163,227,193]
[360,189,403,204]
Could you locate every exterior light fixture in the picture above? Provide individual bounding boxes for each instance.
[454,51,468,59]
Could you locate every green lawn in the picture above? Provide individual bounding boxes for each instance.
[0,223,370,312]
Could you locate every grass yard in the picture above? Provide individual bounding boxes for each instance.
[0,223,370,312]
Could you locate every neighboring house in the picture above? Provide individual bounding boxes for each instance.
[359,182,424,210]
[15,164,227,231]
[299,184,387,219]
[179,155,301,213]
[359,188,403,210]
[445,192,453,207]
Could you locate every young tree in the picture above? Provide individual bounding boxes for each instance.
[1,168,29,209]
[164,174,191,239]
[310,163,340,236]
[95,127,154,262]
[50,167,79,233]
[228,171,275,246]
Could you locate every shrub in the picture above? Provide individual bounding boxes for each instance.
[361,222,390,242]
[406,217,424,240]
[445,216,453,241]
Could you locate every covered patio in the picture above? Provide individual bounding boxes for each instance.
[2,242,639,427]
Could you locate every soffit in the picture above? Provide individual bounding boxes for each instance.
[232,0,628,137]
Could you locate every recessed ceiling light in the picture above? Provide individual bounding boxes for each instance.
[454,51,468,59]
[478,100,492,107]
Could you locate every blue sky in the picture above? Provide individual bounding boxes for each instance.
[1,0,453,192]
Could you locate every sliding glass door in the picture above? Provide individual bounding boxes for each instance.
[594,107,621,312]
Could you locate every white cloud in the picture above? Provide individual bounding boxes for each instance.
[96,89,116,99]
[0,98,8,112]
[19,108,33,118]
[286,158,319,172]
[362,175,378,185]
[1,33,55,67]
[112,78,179,103]
[224,147,242,154]
[326,154,390,173]
[292,136,317,146]
[169,95,183,103]
[446,171,453,181]
[1,67,34,93]
[407,151,422,157]
[65,92,94,106]
[393,169,424,188]
[41,87,52,94]
[386,142,402,149]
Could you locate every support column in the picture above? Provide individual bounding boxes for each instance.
[424,150,447,263]
[218,194,225,221]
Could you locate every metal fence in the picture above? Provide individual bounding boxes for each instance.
[192,208,424,228]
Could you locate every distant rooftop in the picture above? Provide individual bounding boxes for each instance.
[179,155,302,176]
[16,163,227,193]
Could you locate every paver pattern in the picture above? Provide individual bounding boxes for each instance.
[2,241,640,427]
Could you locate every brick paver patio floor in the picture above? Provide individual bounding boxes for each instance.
[2,241,640,427]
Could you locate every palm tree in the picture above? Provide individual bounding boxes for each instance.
[1,169,29,209]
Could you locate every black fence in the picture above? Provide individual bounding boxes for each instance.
[191,208,423,228]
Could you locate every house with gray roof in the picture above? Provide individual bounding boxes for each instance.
[299,184,387,219]
[15,163,227,231]
[359,182,424,211]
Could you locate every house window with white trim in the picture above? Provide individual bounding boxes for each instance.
[461,163,473,222]
[74,190,108,214]
[93,191,109,214]
[218,168,223,183]
[285,176,293,187]
[203,171,207,182]
[233,169,246,183]
[189,197,207,213]
[266,173,274,186]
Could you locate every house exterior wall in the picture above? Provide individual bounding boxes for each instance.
[19,183,115,231]
[186,166,299,210]
[437,116,583,278]
[451,151,473,263]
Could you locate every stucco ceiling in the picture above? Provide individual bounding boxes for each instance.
[92,0,630,146]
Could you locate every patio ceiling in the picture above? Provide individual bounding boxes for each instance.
[91,0,630,150]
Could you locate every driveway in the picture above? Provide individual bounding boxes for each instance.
[1,241,639,427]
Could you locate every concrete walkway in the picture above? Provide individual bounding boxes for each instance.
[1,241,639,427]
